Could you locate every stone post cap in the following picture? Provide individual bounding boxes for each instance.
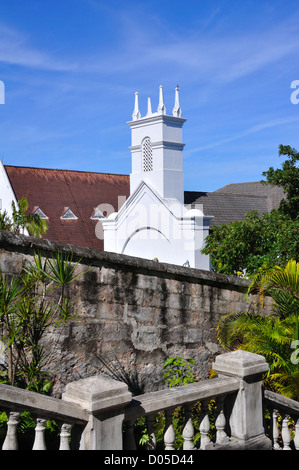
[212,350,269,378]
[62,375,132,413]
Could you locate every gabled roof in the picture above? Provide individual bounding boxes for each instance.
[4,165,285,248]
[5,165,130,249]
[214,181,285,211]
[185,181,285,226]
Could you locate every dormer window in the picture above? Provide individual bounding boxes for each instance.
[91,207,105,220]
[32,206,48,219]
[61,207,78,219]
[142,137,153,172]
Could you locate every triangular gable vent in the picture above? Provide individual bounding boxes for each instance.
[61,207,78,219]
[91,207,105,219]
[32,206,48,219]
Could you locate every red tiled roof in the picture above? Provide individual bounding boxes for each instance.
[5,165,130,250]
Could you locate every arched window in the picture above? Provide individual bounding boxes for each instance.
[142,137,153,172]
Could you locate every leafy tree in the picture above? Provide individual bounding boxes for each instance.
[202,210,298,276]
[262,144,299,219]
[216,260,299,400]
[202,145,299,276]
[0,251,83,392]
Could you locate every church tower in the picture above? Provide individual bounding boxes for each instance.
[102,85,212,270]
[128,85,186,204]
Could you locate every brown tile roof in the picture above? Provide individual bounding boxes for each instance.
[5,165,130,250]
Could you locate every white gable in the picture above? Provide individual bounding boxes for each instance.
[0,161,18,219]
[102,180,211,269]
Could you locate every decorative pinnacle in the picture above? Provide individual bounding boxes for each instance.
[132,91,141,120]
[172,85,182,117]
[146,96,152,116]
[157,85,166,115]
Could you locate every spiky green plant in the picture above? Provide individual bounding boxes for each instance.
[0,251,85,392]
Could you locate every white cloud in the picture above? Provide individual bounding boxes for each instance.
[0,24,77,71]
[79,14,299,90]
[185,116,299,155]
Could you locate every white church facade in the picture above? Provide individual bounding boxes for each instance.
[102,86,212,270]
[0,86,283,270]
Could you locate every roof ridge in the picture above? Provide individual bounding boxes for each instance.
[4,164,129,178]
[217,181,263,187]
[211,192,267,199]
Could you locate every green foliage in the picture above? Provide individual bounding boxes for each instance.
[0,411,60,449]
[217,260,299,400]
[202,145,299,276]
[262,144,299,219]
[0,210,12,231]
[0,250,85,392]
[202,209,298,276]
[0,197,48,237]
[11,197,48,237]
[163,356,197,388]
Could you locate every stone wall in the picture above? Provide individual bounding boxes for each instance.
[0,230,269,396]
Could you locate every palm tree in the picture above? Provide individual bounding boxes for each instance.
[251,259,299,340]
[0,210,12,231]
[217,260,299,400]
[11,198,48,237]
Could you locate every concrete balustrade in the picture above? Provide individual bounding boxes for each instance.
[0,351,298,450]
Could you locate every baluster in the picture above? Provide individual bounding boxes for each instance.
[215,397,229,446]
[146,414,156,450]
[164,409,175,450]
[182,405,195,450]
[2,411,20,450]
[59,423,72,450]
[294,418,299,450]
[281,414,292,450]
[272,409,281,450]
[199,401,211,450]
[33,418,47,450]
[123,418,136,450]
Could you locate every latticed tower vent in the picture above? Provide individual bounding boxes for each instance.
[142,137,153,172]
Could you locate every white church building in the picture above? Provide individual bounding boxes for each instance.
[101,86,212,270]
[0,85,283,271]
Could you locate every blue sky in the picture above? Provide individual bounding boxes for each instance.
[0,0,299,192]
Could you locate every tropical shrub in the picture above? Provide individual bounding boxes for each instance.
[0,251,84,392]
[217,260,299,400]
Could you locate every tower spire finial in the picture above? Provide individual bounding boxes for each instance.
[172,85,182,117]
[132,91,141,120]
[157,85,166,115]
[146,96,152,116]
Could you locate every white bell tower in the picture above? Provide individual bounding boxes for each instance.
[128,85,186,204]
[102,85,212,270]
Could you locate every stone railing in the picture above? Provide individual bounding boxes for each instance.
[263,389,299,450]
[0,381,89,450]
[0,350,298,450]
[123,350,272,450]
